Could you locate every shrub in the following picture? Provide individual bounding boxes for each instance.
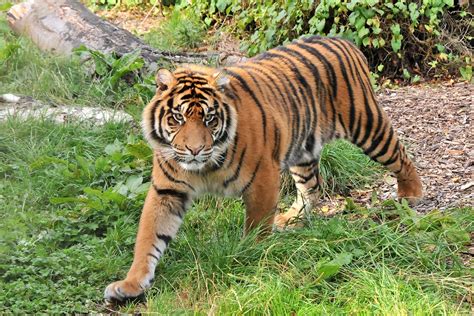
[184,0,472,81]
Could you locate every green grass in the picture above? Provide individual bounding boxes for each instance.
[143,7,207,52]
[0,14,146,109]
[0,117,472,314]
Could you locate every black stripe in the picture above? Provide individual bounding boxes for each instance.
[156,159,195,191]
[295,158,319,168]
[152,185,188,218]
[245,62,304,161]
[371,127,395,160]
[239,160,262,194]
[163,159,177,173]
[295,40,338,101]
[214,102,232,145]
[148,253,159,261]
[196,86,216,96]
[272,127,281,162]
[306,39,356,134]
[305,134,315,152]
[272,46,316,135]
[223,147,247,188]
[224,134,239,168]
[241,62,300,163]
[261,53,305,162]
[334,37,368,66]
[290,171,314,182]
[382,148,400,166]
[332,39,374,147]
[240,64,289,113]
[338,113,350,138]
[157,107,167,140]
[225,70,267,141]
[364,123,386,156]
[352,113,363,144]
[149,101,167,144]
[292,41,337,139]
[207,147,228,172]
[156,234,172,246]
[152,244,162,254]
[153,186,188,201]
[280,47,317,141]
[177,78,209,85]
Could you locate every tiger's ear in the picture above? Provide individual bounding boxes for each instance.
[155,68,175,91]
[212,71,230,92]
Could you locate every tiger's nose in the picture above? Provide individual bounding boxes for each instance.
[186,145,204,156]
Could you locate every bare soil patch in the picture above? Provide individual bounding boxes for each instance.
[95,7,164,35]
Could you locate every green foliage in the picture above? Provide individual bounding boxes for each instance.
[320,140,384,194]
[185,0,472,80]
[75,47,145,88]
[73,46,158,103]
[143,7,207,52]
[0,118,145,312]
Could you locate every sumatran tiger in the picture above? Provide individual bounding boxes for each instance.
[104,35,422,302]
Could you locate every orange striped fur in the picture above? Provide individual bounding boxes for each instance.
[104,36,422,302]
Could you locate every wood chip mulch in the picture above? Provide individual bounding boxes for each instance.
[365,81,473,212]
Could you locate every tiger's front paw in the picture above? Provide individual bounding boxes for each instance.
[104,279,148,303]
[274,210,304,231]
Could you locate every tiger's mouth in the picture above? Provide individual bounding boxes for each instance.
[179,160,206,171]
[175,152,212,171]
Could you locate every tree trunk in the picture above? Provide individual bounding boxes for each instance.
[7,0,246,66]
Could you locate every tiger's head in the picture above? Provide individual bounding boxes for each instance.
[142,65,237,172]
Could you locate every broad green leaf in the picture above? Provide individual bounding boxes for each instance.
[126,175,143,192]
[390,23,401,35]
[125,141,153,160]
[317,262,341,280]
[443,0,454,6]
[391,37,402,52]
[105,140,123,155]
[316,19,326,33]
[358,27,369,38]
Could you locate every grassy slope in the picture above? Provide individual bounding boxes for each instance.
[1,118,471,314]
[0,9,472,315]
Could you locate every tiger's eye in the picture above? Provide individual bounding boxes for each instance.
[205,113,215,123]
[173,113,183,123]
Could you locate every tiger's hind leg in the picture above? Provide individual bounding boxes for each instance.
[274,158,323,229]
[356,122,422,204]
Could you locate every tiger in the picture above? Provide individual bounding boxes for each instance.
[104,35,422,302]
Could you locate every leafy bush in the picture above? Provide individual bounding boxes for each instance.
[184,0,472,81]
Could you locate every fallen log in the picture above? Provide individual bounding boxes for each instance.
[7,0,246,66]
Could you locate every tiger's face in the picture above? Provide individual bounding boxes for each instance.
[143,66,236,172]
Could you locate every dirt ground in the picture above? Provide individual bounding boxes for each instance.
[95,7,163,35]
[364,82,473,212]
